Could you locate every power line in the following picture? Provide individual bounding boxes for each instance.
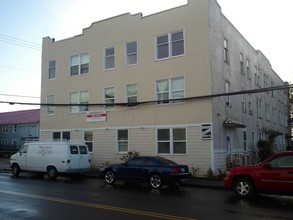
[0,34,41,51]
[0,84,291,107]
[0,94,40,99]
[0,65,39,74]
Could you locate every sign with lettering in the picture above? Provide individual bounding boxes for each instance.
[86,111,107,122]
[201,124,212,139]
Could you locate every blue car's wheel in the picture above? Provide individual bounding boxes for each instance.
[105,169,116,184]
[149,174,162,189]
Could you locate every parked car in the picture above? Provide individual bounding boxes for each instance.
[224,151,293,198]
[10,141,91,179]
[100,156,192,189]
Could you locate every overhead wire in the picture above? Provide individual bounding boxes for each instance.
[0,84,292,107]
[0,34,41,50]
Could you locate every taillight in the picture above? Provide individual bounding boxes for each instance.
[171,167,180,174]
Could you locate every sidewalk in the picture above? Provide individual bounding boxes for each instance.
[0,158,225,190]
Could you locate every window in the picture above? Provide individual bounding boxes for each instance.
[225,81,231,107]
[104,47,115,70]
[248,94,252,115]
[241,94,246,113]
[251,132,256,151]
[79,145,88,155]
[157,128,186,154]
[2,125,8,133]
[246,59,250,79]
[243,130,247,151]
[240,53,244,75]
[46,95,55,115]
[1,139,8,145]
[48,60,56,79]
[265,103,270,121]
[156,30,184,60]
[84,131,93,153]
[53,131,70,141]
[270,155,293,168]
[13,125,17,133]
[273,107,277,124]
[70,146,78,154]
[70,53,89,75]
[255,68,261,87]
[126,84,138,107]
[69,91,89,113]
[12,140,18,146]
[156,77,184,104]
[117,129,128,152]
[104,87,115,110]
[257,98,263,118]
[126,41,137,65]
[224,39,229,62]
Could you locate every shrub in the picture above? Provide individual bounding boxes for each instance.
[120,150,139,162]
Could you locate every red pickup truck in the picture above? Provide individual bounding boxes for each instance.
[224,151,293,198]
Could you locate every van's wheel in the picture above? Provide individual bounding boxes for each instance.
[47,166,58,180]
[233,177,255,198]
[12,164,20,177]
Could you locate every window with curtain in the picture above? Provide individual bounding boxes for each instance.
[126,84,138,107]
[104,47,115,70]
[156,77,184,104]
[104,87,115,110]
[69,91,89,113]
[126,41,137,65]
[70,53,89,75]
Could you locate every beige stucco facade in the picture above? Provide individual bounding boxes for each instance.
[40,0,290,175]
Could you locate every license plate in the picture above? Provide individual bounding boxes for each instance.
[180,168,186,173]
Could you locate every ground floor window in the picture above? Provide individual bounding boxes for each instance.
[157,128,186,154]
[53,131,70,141]
[117,129,128,153]
[84,131,93,152]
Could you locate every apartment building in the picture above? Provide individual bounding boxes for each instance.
[40,0,290,175]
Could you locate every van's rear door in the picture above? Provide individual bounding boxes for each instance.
[78,145,90,169]
[69,145,90,171]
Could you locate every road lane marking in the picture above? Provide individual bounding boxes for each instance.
[0,190,196,220]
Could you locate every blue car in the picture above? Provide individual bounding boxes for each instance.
[100,156,192,189]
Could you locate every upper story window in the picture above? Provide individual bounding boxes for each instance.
[48,60,56,79]
[156,30,184,60]
[46,95,55,115]
[104,87,115,110]
[69,91,89,113]
[240,53,244,75]
[225,81,231,107]
[126,41,137,66]
[126,83,138,107]
[156,77,185,104]
[255,68,261,87]
[2,125,8,133]
[104,47,115,70]
[70,53,89,75]
[224,39,229,62]
[246,59,250,79]
[13,125,18,133]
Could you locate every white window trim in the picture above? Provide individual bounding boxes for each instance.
[104,86,115,110]
[125,41,138,66]
[155,30,185,61]
[69,91,89,113]
[157,127,187,155]
[69,53,90,76]
[104,46,115,71]
[116,129,129,153]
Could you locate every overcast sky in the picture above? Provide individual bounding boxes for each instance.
[0,0,292,113]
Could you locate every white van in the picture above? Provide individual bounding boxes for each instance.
[10,140,91,179]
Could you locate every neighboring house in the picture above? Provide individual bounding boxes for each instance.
[0,109,40,155]
[40,0,290,175]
